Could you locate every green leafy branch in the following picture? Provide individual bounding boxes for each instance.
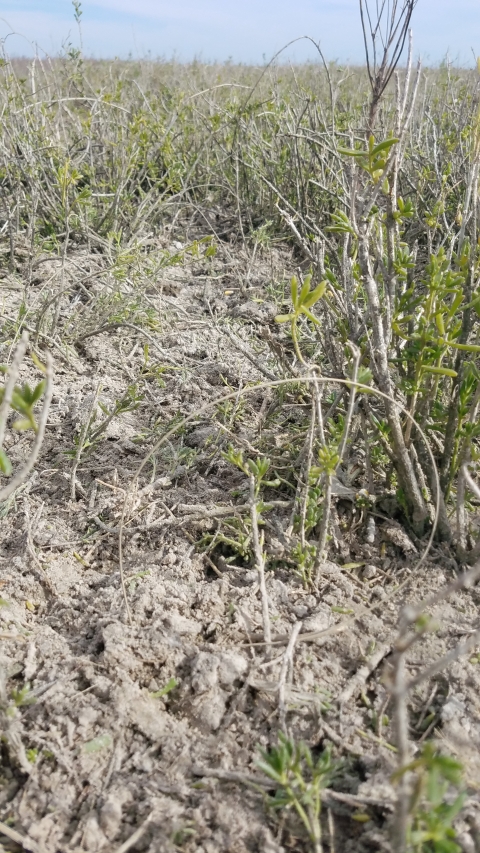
[275,274,326,364]
[393,744,465,853]
[338,134,399,183]
[224,446,280,497]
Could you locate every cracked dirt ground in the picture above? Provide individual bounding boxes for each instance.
[1,238,480,853]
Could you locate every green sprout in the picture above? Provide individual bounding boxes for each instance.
[257,733,337,853]
[337,134,399,183]
[275,273,326,364]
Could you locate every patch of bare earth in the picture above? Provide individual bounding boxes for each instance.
[1,241,480,853]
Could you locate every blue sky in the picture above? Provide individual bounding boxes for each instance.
[1,1,479,65]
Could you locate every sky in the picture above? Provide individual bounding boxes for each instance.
[1,0,479,66]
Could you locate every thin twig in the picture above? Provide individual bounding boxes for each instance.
[77,322,181,366]
[339,643,390,706]
[70,381,101,501]
[278,621,302,732]
[113,815,153,853]
[0,821,29,848]
[406,628,480,692]
[392,641,410,853]
[313,473,332,586]
[222,325,278,381]
[296,396,316,548]
[249,474,271,649]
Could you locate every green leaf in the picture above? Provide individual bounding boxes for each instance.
[337,146,365,158]
[302,280,327,308]
[327,210,355,235]
[255,759,285,784]
[0,448,12,475]
[447,291,464,317]
[299,273,313,304]
[300,306,321,326]
[440,792,466,824]
[12,419,34,432]
[448,342,480,352]
[290,276,298,307]
[331,606,355,614]
[31,381,45,404]
[370,138,399,158]
[435,313,446,335]
[422,366,458,377]
[21,383,34,405]
[150,677,178,698]
[82,733,113,754]
[30,352,46,374]
[275,314,292,323]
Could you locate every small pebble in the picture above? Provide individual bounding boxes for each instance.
[292,605,309,618]
[362,564,378,580]
[370,586,387,600]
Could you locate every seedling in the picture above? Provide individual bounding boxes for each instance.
[9,684,36,710]
[291,541,316,587]
[257,733,337,853]
[275,274,326,364]
[150,677,178,699]
[0,355,46,476]
[224,447,280,496]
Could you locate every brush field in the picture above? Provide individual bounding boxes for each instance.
[1,52,480,853]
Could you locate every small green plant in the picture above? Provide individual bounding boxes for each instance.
[128,570,150,593]
[304,482,324,534]
[310,445,341,481]
[337,134,399,183]
[65,384,144,462]
[198,514,253,562]
[150,677,178,699]
[0,358,46,476]
[275,273,326,364]
[224,446,280,496]
[26,748,39,764]
[9,683,37,711]
[202,447,283,564]
[171,822,196,848]
[72,0,83,25]
[257,733,337,853]
[393,743,466,852]
[291,541,317,587]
